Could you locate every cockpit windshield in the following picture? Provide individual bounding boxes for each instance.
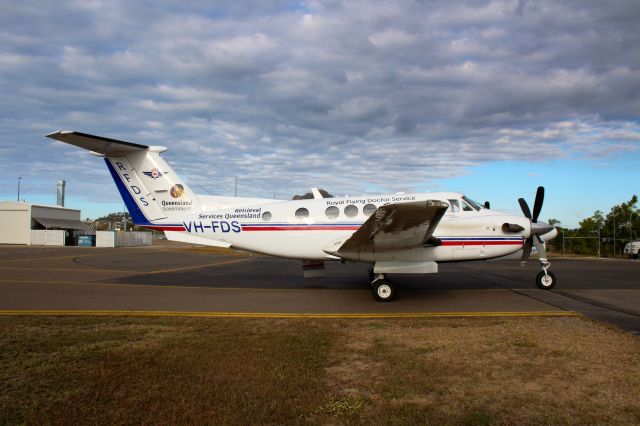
[461,196,483,211]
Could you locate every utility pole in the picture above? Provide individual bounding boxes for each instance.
[17,176,22,201]
[613,215,616,258]
[591,229,600,257]
[234,176,238,197]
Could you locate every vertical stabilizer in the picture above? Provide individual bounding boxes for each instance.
[46,131,202,226]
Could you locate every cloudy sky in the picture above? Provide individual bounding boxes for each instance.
[1,0,639,227]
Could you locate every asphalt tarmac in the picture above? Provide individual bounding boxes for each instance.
[1,243,639,333]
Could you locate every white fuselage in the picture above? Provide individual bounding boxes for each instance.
[158,192,532,263]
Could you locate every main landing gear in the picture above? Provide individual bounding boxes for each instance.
[368,266,396,302]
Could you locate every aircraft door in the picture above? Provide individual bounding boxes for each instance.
[450,198,485,260]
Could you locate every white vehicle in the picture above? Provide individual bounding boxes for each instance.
[47,131,559,301]
[624,241,640,259]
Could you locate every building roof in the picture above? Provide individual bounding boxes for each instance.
[32,217,87,230]
[0,201,80,212]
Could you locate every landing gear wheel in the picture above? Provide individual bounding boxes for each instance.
[535,271,556,290]
[372,279,396,302]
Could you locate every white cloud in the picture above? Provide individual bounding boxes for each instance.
[0,0,638,208]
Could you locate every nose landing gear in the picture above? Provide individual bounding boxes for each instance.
[535,259,556,290]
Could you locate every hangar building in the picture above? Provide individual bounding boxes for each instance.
[0,201,85,245]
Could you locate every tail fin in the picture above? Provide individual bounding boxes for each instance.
[47,131,200,228]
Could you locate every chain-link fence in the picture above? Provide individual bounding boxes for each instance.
[547,234,637,258]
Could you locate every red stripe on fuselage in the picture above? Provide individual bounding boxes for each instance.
[142,225,186,231]
[241,226,360,231]
[441,241,523,246]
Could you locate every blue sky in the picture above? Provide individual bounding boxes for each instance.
[1,0,639,228]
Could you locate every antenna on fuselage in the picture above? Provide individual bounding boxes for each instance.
[311,187,323,199]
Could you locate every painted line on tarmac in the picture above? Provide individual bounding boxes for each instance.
[0,310,579,319]
[146,257,253,274]
[0,253,101,263]
[0,247,206,264]
[0,266,137,273]
[0,279,365,292]
[0,257,252,276]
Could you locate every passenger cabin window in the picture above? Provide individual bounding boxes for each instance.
[344,205,358,218]
[325,206,339,219]
[363,204,377,217]
[448,199,460,213]
[295,207,309,219]
[262,211,272,221]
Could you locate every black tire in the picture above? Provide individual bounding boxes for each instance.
[535,271,556,290]
[633,253,639,260]
[372,279,396,302]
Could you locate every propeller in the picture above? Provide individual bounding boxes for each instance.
[518,186,554,265]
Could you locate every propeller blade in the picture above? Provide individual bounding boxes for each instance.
[521,238,532,265]
[518,198,532,219]
[532,235,547,261]
[532,186,544,223]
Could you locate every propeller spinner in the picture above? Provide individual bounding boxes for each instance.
[518,186,554,265]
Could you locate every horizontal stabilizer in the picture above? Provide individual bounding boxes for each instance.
[47,131,150,154]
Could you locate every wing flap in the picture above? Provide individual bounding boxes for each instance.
[337,200,449,253]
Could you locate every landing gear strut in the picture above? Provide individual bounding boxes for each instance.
[370,272,396,302]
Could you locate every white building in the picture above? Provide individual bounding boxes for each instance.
[0,201,85,245]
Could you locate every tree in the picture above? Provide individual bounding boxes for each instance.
[604,195,639,244]
[579,210,604,233]
[548,218,561,227]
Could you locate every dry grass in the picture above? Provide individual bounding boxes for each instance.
[1,316,639,425]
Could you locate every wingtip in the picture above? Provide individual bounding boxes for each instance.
[46,130,74,139]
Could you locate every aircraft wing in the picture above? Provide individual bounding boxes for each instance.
[337,200,449,252]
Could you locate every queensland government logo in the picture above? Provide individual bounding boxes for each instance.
[143,168,166,179]
[170,184,185,198]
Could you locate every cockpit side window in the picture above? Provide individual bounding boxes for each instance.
[448,199,460,213]
[462,196,482,211]
[461,200,474,212]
